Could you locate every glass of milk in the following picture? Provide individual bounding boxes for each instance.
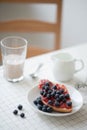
[1,36,27,82]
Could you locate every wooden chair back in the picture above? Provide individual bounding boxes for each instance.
[0,0,62,59]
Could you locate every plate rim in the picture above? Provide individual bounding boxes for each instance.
[28,84,83,117]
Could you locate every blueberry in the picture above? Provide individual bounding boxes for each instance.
[51,92,55,97]
[43,91,47,97]
[56,97,60,102]
[13,109,18,115]
[48,100,53,105]
[45,82,50,86]
[45,85,49,91]
[42,85,45,89]
[46,94,51,99]
[18,104,23,110]
[54,90,57,94]
[54,101,60,107]
[40,90,44,95]
[47,107,53,113]
[37,104,42,110]
[43,104,48,109]
[38,100,42,104]
[66,101,72,106]
[48,89,52,94]
[59,89,64,94]
[33,100,38,106]
[52,85,57,90]
[56,90,61,95]
[37,97,41,100]
[51,90,56,97]
[20,113,25,118]
[63,98,66,103]
[42,107,47,112]
[59,94,64,100]
[37,98,43,105]
[55,94,59,98]
[65,94,70,99]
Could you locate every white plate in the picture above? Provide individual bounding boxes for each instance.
[28,85,83,116]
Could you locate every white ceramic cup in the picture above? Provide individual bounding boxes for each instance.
[51,52,84,82]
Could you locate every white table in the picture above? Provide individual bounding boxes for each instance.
[0,43,87,130]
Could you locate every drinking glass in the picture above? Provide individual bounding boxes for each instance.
[1,36,27,82]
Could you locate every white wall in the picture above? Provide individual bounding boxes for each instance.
[0,0,87,49]
[61,0,87,48]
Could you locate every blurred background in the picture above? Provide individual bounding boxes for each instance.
[0,0,87,64]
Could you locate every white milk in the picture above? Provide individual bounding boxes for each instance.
[3,54,24,81]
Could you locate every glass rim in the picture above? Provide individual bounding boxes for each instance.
[0,36,28,49]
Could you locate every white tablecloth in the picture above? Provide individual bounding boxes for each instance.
[0,43,87,130]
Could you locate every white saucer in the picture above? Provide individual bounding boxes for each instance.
[28,84,83,116]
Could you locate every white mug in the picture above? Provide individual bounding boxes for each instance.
[51,52,84,82]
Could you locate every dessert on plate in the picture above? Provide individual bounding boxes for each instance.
[33,79,72,113]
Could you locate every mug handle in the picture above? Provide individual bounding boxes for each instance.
[74,59,84,73]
